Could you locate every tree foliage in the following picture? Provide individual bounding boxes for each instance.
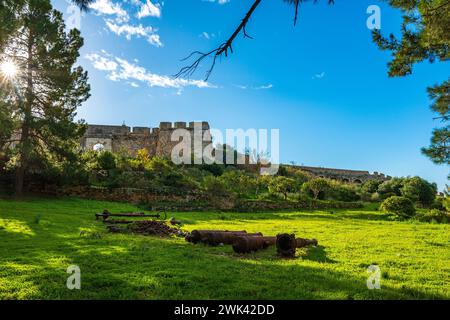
[380,195,416,219]
[268,176,297,199]
[0,0,90,194]
[377,177,405,197]
[303,178,330,200]
[373,0,449,167]
[71,0,94,12]
[400,176,437,206]
[362,179,383,194]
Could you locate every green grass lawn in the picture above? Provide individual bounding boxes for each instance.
[0,197,449,300]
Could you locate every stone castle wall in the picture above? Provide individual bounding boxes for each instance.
[81,122,389,183]
[81,122,212,158]
[295,165,391,183]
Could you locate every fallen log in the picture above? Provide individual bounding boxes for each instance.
[276,233,318,258]
[232,236,277,254]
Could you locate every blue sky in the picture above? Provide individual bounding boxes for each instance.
[54,0,449,189]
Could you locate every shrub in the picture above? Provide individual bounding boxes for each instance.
[379,192,397,200]
[380,196,416,219]
[293,170,312,184]
[378,178,404,197]
[417,209,449,224]
[268,176,297,200]
[370,192,381,202]
[97,151,117,171]
[431,197,446,210]
[202,176,231,198]
[114,171,146,188]
[327,181,361,202]
[219,170,258,198]
[199,163,224,176]
[362,180,382,194]
[259,191,283,201]
[400,176,437,207]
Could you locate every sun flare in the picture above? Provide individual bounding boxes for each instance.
[0,60,18,79]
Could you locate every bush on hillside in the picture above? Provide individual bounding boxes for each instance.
[202,175,232,198]
[219,170,258,198]
[400,176,437,207]
[362,179,383,194]
[380,196,416,219]
[327,181,361,202]
[378,178,404,197]
[417,209,449,224]
[268,176,297,200]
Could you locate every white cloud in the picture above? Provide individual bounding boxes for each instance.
[89,0,129,22]
[85,52,118,71]
[200,32,217,40]
[204,0,230,4]
[255,84,273,90]
[85,51,215,90]
[105,21,163,47]
[136,0,162,19]
[234,83,273,90]
[312,72,326,80]
[88,0,165,47]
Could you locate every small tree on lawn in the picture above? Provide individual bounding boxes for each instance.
[304,178,330,200]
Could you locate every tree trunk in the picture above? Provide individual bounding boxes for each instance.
[14,31,33,196]
[14,121,30,196]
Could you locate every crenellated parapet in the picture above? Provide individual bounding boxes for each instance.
[81,122,390,182]
[81,121,212,157]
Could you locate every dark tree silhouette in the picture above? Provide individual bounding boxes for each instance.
[71,0,94,12]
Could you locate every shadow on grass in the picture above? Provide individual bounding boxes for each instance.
[300,246,337,264]
[1,219,446,300]
[0,197,446,300]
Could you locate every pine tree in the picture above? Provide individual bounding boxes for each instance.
[372,0,449,166]
[71,0,94,12]
[0,1,24,49]
[0,0,90,195]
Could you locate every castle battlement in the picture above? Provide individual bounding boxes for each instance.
[81,122,390,183]
[81,121,212,158]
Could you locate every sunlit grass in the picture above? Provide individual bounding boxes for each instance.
[0,219,35,236]
[0,196,448,300]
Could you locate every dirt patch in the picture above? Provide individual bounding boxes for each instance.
[107,220,188,238]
